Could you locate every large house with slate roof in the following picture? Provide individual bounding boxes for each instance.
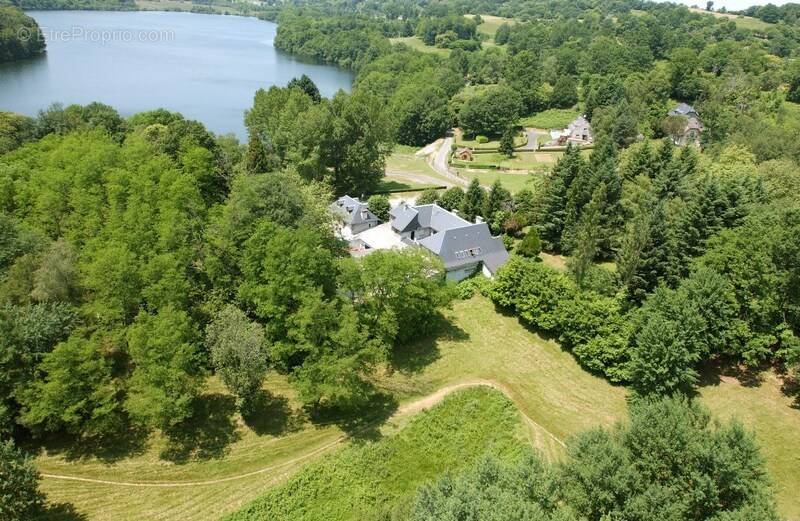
[333,197,509,282]
[330,195,380,235]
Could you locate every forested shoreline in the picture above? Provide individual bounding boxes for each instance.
[0,3,45,62]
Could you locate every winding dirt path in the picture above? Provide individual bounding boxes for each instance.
[41,380,563,488]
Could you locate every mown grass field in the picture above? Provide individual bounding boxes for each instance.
[389,36,450,56]
[379,144,453,192]
[688,7,774,31]
[225,387,529,521]
[457,169,542,193]
[36,297,800,520]
[468,14,515,41]
[519,108,580,129]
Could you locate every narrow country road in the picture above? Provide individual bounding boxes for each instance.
[40,380,563,488]
[519,128,540,151]
[431,133,469,187]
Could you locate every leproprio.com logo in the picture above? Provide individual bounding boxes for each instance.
[17,25,176,44]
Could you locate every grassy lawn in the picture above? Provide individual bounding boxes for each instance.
[36,374,345,521]
[225,387,528,521]
[699,371,800,519]
[457,170,542,193]
[35,298,800,520]
[467,14,515,41]
[688,7,773,31]
[519,108,580,129]
[381,144,453,191]
[463,151,561,170]
[389,36,450,56]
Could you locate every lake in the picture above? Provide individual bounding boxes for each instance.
[0,10,354,139]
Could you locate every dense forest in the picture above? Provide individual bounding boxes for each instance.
[0,4,44,62]
[1,0,800,519]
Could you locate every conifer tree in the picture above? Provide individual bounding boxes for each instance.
[626,202,670,302]
[461,178,486,222]
[568,184,605,287]
[483,180,511,226]
[564,138,621,255]
[620,141,655,180]
[535,144,584,251]
[498,126,516,157]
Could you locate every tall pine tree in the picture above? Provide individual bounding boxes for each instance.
[535,144,585,251]
[461,178,486,222]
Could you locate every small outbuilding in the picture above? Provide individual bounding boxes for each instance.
[455,147,474,161]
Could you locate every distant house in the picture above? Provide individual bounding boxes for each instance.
[389,203,509,281]
[668,103,703,146]
[330,195,380,235]
[548,115,593,147]
[455,147,474,161]
[669,102,699,119]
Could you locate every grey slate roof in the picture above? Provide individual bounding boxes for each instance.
[331,196,380,227]
[418,222,509,273]
[390,203,470,233]
[669,103,698,117]
[391,202,509,275]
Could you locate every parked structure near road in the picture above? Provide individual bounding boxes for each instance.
[330,195,380,235]
[547,115,593,147]
[455,147,474,161]
[333,197,510,281]
[668,103,703,146]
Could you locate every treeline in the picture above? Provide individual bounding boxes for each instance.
[742,2,800,25]
[273,12,396,69]
[0,5,45,62]
[474,139,800,396]
[0,95,450,458]
[10,0,136,10]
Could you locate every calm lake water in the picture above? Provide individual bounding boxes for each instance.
[0,11,353,139]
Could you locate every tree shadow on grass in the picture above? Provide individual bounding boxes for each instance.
[390,313,469,375]
[780,374,800,410]
[160,393,240,463]
[306,390,399,442]
[34,503,89,521]
[30,418,149,464]
[697,359,767,389]
[242,390,305,436]
[36,502,89,521]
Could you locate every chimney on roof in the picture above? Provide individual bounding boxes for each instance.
[475,215,484,224]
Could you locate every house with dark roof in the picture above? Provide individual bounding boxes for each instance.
[669,103,699,119]
[330,195,380,235]
[547,115,593,147]
[389,202,509,281]
[668,103,703,146]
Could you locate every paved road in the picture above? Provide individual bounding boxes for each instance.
[431,133,469,187]
[519,128,540,151]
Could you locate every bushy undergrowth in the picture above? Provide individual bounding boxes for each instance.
[224,387,526,521]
